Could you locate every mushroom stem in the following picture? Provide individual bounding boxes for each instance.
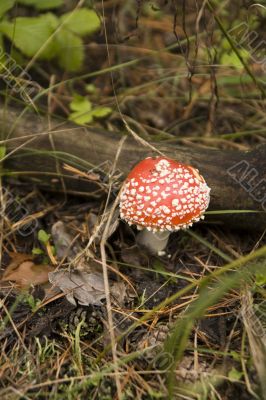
[136,229,170,255]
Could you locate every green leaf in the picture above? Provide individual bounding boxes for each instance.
[69,95,93,125]
[68,97,112,125]
[32,247,44,255]
[60,8,100,37]
[221,49,250,68]
[92,107,112,119]
[228,367,243,381]
[69,96,111,125]
[38,229,51,244]
[85,83,97,94]
[0,146,6,160]
[230,350,241,361]
[55,28,84,71]
[255,272,266,286]
[68,95,93,125]
[70,95,92,112]
[0,0,15,18]
[50,245,56,256]
[220,38,250,68]
[18,0,63,9]
[0,13,58,59]
[69,111,94,125]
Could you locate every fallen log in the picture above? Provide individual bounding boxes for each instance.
[1,107,266,231]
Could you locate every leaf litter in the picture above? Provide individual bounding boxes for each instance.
[48,269,126,307]
[1,253,55,288]
[49,220,127,307]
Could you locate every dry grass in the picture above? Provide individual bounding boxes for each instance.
[0,1,266,399]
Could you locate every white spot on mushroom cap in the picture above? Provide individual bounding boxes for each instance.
[161,205,170,214]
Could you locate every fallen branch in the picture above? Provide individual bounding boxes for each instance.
[1,107,266,231]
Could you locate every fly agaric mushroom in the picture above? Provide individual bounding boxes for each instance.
[119,156,211,255]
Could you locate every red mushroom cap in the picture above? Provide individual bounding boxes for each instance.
[119,157,210,232]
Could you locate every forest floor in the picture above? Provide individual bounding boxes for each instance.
[0,1,266,399]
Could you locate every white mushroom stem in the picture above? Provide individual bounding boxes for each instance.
[136,229,170,255]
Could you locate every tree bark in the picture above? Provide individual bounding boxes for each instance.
[1,107,266,231]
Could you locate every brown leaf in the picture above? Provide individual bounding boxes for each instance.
[51,221,81,261]
[1,253,55,288]
[49,269,106,306]
[49,269,126,307]
[4,252,33,272]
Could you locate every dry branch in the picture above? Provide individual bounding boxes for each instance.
[1,107,266,231]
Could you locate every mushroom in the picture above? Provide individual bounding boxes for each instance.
[119,156,211,255]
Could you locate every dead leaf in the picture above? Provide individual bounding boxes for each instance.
[48,270,106,306]
[51,220,90,271]
[51,221,80,260]
[1,253,55,288]
[110,281,127,306]
[48,269,126,307]
[3,252,33,271]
